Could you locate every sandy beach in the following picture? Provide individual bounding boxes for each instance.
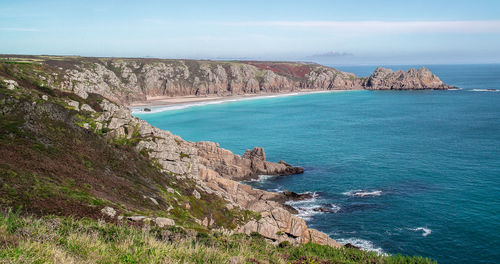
[129,89,353,113]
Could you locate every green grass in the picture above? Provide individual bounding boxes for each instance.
[0,211,436,264]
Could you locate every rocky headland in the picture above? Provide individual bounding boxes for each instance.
[0,55,454,252]
[0,55,453,106]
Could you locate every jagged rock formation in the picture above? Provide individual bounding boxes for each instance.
[94,97,330,245]
[196,143,304,181]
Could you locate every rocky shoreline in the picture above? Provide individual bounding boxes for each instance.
[79,96,341,246]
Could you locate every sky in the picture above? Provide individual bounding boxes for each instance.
[1,0,500,65]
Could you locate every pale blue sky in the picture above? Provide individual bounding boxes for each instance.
[1,0,500,65]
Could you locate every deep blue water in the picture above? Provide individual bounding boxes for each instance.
[134,65,500,264]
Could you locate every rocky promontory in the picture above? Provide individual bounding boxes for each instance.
[365,67,453,90]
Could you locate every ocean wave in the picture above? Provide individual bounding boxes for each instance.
[285,193,342,220]
[470,89,499,92]
[336,238,386,255]
[342,189,382,197]
[244,174,277,183]
[328,203,341,213]
[285,192,320,220]
[409,227,432,237]
[294,205,323,220]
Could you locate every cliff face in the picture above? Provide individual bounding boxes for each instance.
[0,56,452,106]
[60,59,365,104]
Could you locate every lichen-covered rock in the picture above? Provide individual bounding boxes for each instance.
[80,104,95,112]
[154,217,175,227]
[67,99,79,110]
[3,80,18,90]
[100,206,116,218]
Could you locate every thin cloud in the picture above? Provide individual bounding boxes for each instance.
[0,27,39,32]
[222,20,500,33]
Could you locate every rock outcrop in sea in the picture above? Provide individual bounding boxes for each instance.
[365,67,452,90]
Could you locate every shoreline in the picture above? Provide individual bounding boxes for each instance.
[129,89,355,113]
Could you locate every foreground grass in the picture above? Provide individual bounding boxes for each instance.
[0,211,435,264]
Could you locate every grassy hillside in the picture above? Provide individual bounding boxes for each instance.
[0,211,435,264]
[0,61,253,229]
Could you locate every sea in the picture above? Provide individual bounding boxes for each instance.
[133,64,500,264]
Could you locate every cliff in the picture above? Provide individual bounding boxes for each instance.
[0,55,453,106]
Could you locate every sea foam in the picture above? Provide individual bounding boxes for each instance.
[343,189,382,197]
[409,227,432,237]
[336,238,386,255]
[470,89,499,92]
[285,192,322,220]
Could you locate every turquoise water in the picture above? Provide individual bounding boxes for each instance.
[134,65,500,263]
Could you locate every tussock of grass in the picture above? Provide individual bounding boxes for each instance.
[0,211,436,264]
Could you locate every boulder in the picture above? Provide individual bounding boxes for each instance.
[3,80,18,90]
[80,104,96,112]
[257,217,280,240]
[154,217,175,227]
[308,229,343,248]
[67,100,79,110]
[239,220,258,234]
[313,207,330,212]
[193,189,201,199]
[282,190,313,201]
[100,206,116,218]
[345,243,360,249]
[127,216,149,222]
